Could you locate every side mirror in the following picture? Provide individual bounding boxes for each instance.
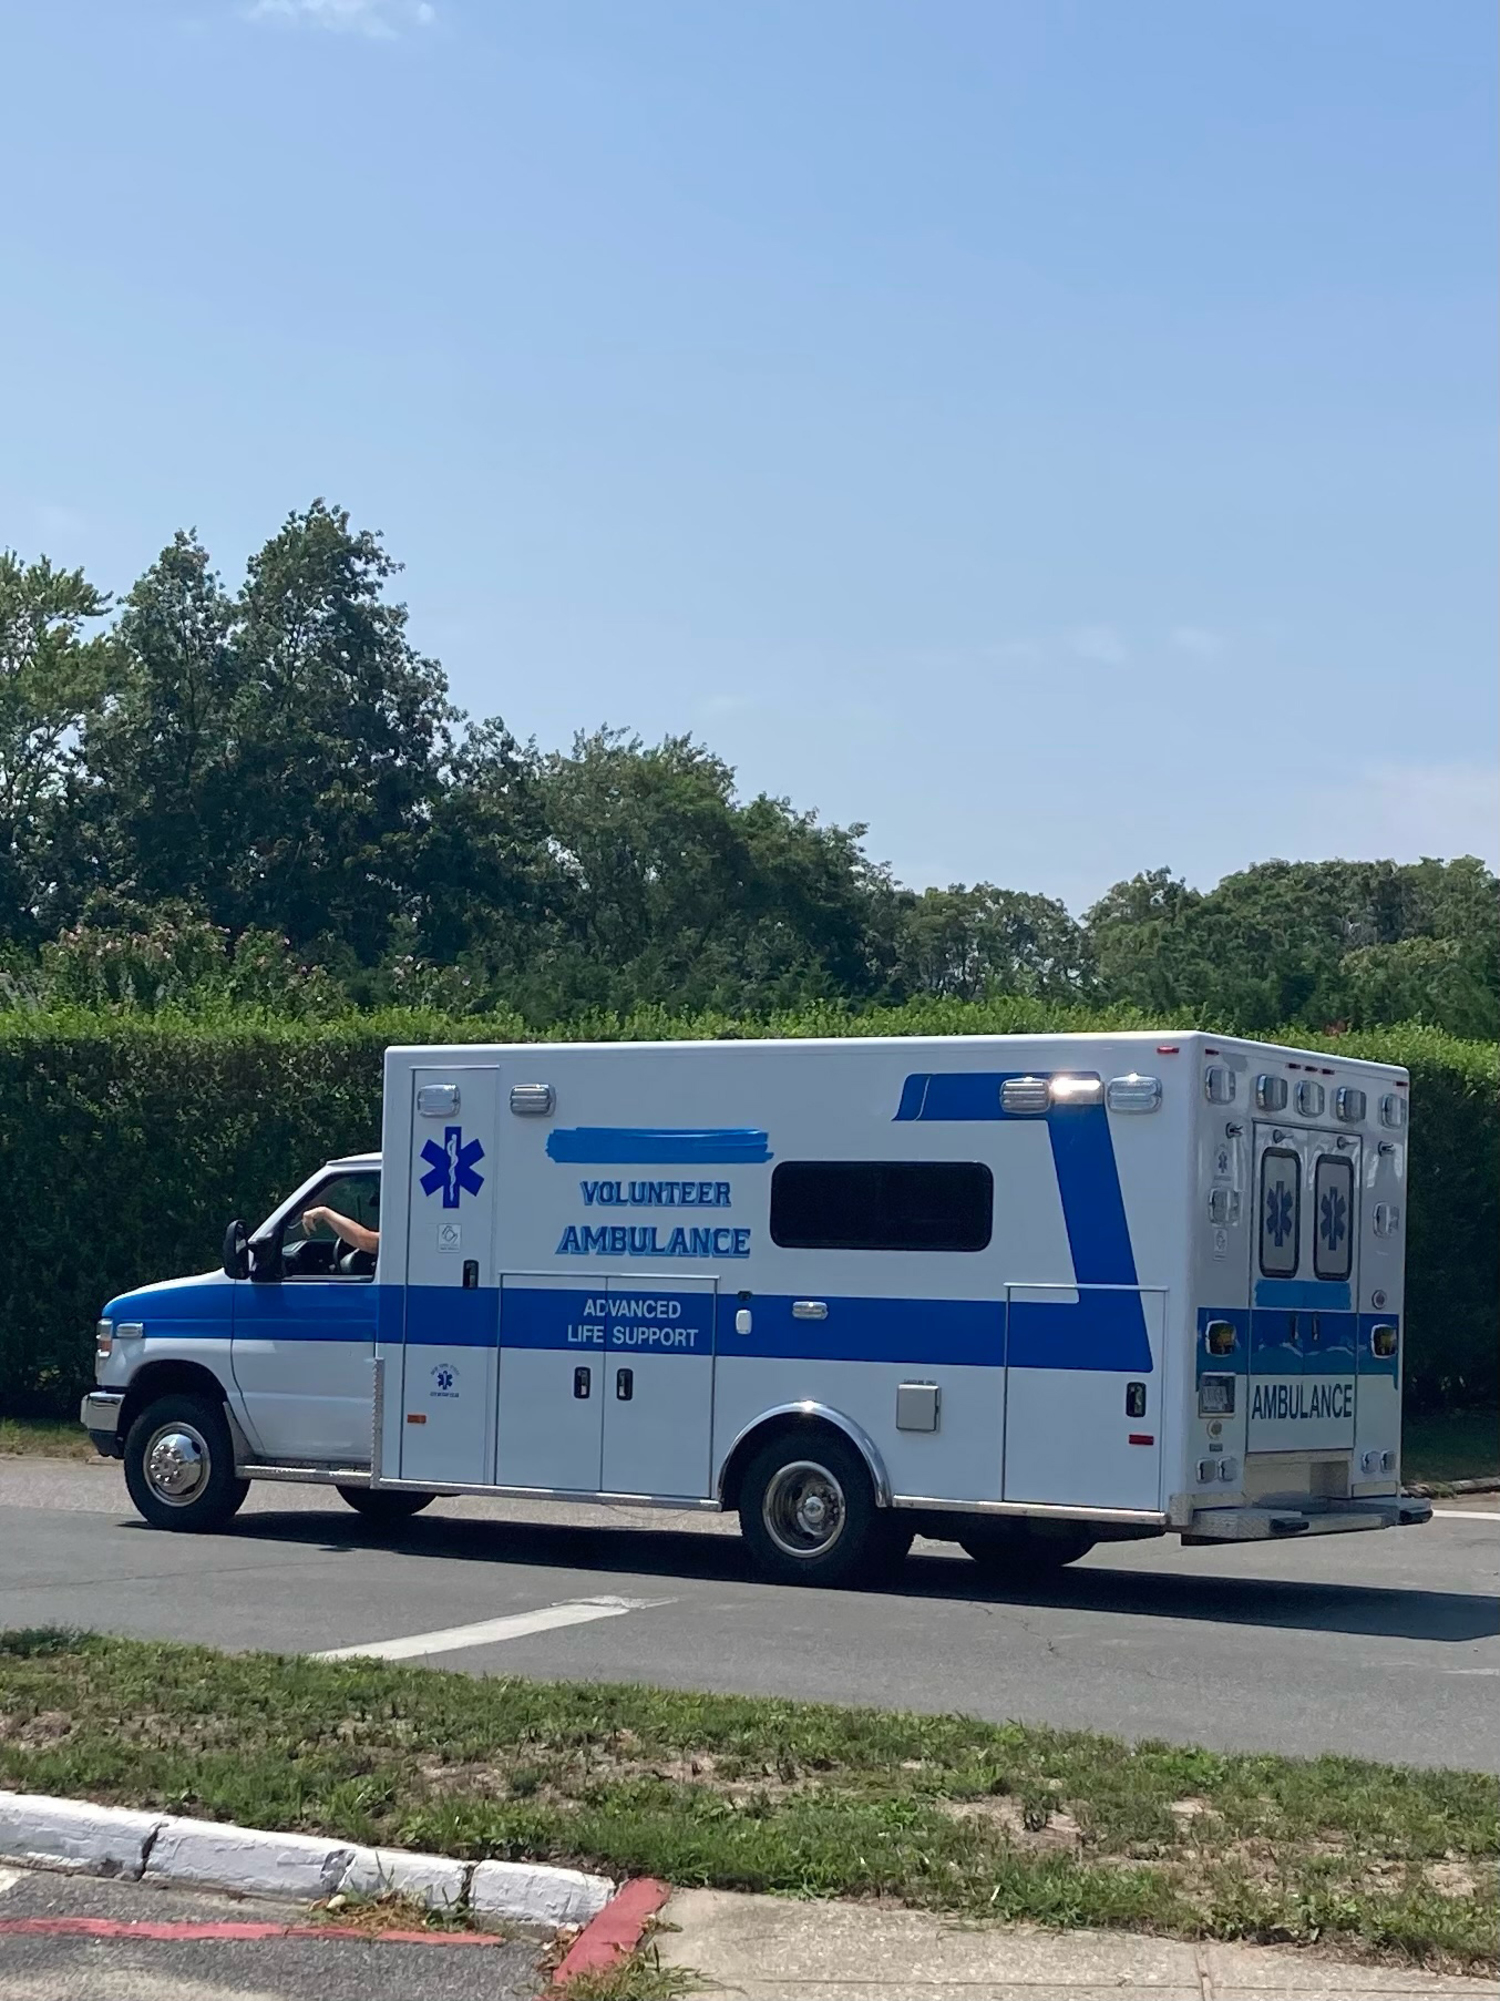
[248,1232,281,1283]
[222,1219,249,1281]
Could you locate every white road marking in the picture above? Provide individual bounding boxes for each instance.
[0,1869,20,1896]
[312,1594,670,1662]
[1431,1508,1500,1522]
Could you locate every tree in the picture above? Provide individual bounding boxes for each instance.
[0,552,114,940]
[1085,868,1205,1016]
[75,530,239,922]
[82,504,457,966]
[410,715,556,972]
[525,728,891,1016]
[893,884,1095,1002]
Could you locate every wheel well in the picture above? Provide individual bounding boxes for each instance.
[120,1361,232,1439]
[719,1412,883,1512]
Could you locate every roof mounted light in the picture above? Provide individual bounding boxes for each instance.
[1000,1076,1049,1114]
[1255,1074,1288,1112]
[1049,1075,1104,1107]
[1296,1080,1325,1117]
[1335,1085,1367,1124]
[1204,1065,1235,1105]
[1107,1073,1162,1113]
[509,1083,556,1117]
[1379,1092,1407,1130]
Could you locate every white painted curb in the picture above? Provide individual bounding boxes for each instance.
[0,1795,158,1881]
[471,1858,614,1929]
[0,1790,614,1929]
[144,1816,358,1901]
[338,1846,470,1910]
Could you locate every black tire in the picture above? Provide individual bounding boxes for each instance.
[959,1522,1096,1579]
[336,1486,435,1524]
[738,1429,885,1588]
[123,1392,249,1533]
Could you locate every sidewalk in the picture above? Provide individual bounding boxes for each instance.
[652,1890,1494,2001]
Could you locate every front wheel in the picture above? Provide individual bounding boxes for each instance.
[123,1393,249,1533]
[738,1430,890,1588]
[336,1486,435,1525]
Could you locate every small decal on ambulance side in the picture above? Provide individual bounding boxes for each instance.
[431,1365,459,1398]
[437,1221,462,1253]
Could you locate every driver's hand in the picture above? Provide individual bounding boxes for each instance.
[302,1207,326,1235]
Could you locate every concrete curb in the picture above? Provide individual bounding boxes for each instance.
[0,1790,612,1931]
[1409,1477,1500,1497]
[549,1878,670,1989]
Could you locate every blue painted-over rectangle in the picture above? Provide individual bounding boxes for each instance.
[1254,1277,1352,1310]
[546,1128,772,1164]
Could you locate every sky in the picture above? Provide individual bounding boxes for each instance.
[2,0,1495,913]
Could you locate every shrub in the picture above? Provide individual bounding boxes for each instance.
[0,1007,1491,1416]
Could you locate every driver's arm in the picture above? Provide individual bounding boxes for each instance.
[301,1206,379,1256]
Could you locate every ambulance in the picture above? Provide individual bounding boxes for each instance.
[81,1030,1431,1585]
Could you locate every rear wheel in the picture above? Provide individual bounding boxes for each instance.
[336,1486,435,1525]
[959,1522,1095,1579]
[738,1430,892,1588]
[123,1393,248,1533]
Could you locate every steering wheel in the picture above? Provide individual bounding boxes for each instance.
[338,1245,376,1277]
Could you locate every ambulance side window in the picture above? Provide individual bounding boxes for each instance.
[1313,1155,1354,1282]
[279,1172,381,1281]
[1258,1149,1300,1278]
[770,1161,993,1252]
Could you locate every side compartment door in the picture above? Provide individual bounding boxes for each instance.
[1002,1286,1165,1511]
[496,1276,606,1491]
[600,1277,717,1499]
[399,1067,500,1485]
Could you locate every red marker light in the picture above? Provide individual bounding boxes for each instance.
[1157,1045,1179,1054]
[1128,1433,1155,1446]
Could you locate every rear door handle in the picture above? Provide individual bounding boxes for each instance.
[615,1368,634,1401]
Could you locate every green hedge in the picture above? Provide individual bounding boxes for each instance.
[0,1004,1493,1418]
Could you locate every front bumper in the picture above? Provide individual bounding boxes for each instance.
[80,1391,125,1456]
[1183,1494,1433,1543]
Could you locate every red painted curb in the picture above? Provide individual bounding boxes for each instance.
[549,1877,670,1988]
[0,1916,505,1947]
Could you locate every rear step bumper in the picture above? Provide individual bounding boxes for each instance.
[1183,1495,1433,1543]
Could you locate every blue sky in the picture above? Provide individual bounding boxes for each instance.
[3,0,1494,911]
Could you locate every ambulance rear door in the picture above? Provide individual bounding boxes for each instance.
[1249,1122,1358,1456]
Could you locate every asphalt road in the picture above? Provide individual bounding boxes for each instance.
[0,1864,548,2001]
[2,1457,1496,1770]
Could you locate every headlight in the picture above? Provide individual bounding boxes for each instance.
[95,1319,113,1357]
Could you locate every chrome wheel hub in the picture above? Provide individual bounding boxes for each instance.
[145,1425,210,1505]
[763,1459,846,1559]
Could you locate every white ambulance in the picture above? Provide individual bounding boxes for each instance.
[82,1031,1431,1585]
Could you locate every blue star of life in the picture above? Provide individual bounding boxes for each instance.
[420,1125,486,1209]
[1320,1185,1348,1248]
[1265,1183,1294,1247]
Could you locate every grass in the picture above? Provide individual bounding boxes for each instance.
[0,1629,1493,1973]
[1404,1409,1498,1488]
[560,1932,698,2000]
[0,1416,96,1460]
